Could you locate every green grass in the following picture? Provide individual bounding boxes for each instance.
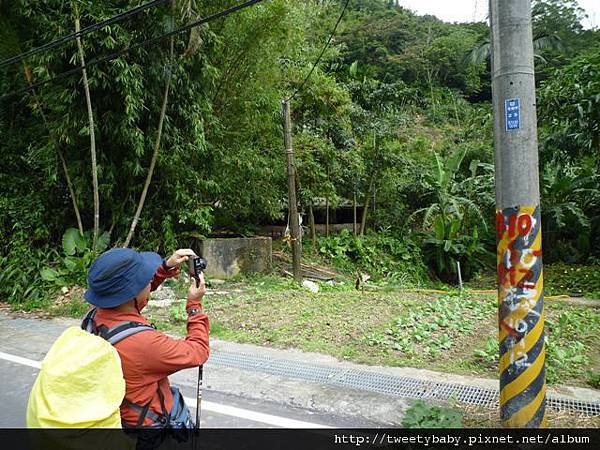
[51,296,89,317]
[33,270,598,389]
[143,275,600,389]
[45,287,89,318]
[467,263,600,298]
[12,264,597,390]
[543,263,600,297]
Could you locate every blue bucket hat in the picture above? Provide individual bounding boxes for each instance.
[84,248,162,308]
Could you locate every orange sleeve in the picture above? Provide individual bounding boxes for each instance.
[141,307,209,379]
[150,263,180,291]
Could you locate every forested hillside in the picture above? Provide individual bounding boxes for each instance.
[1,0,599,305]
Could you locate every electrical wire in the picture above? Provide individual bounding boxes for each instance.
[288,0,350,101]
[0,0,265,103]
[0,0,171,69]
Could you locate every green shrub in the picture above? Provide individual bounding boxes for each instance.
[411,149,494,283]
[0,243,58,308]
[421,222,493,283]
[316,230,427,285]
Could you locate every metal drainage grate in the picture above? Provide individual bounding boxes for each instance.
[207,351,600,417]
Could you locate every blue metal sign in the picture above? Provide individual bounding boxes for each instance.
[505,98,521,131]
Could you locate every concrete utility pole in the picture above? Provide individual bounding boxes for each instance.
[490,0,546,428]
[282,98,302,282]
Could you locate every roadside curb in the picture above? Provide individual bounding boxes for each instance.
[204,338,600,404]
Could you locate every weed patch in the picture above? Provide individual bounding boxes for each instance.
[544,263,600,297]
[312,230,428,284]
[402,400,463,428]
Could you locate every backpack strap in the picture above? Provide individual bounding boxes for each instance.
[123,398,166,427]
[122,384,169,427]
[81,308,98,333]
[101,321,156,345]
[81,308,156,345]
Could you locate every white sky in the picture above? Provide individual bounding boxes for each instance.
[397,0,600,29]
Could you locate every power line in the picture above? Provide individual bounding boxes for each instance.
[0,0,170,69]
[0,0,265,103]
[288,0,350,101]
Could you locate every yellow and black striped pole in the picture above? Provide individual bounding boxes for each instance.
[490,0,546,427]
[496,206,546,427]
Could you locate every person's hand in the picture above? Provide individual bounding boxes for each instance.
[165,248,196,269]
[187,272,206,302]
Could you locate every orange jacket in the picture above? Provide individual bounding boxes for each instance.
[94,265,209,426]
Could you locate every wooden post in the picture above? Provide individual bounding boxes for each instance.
[282,98,302,282]
[309,202,316,251]
[326,196,330,237]
[353,188,357,236]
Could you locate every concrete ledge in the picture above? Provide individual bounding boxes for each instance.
[196,237,272,279]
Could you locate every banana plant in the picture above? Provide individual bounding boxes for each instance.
[41,228,110,287]
[409,148,491,282]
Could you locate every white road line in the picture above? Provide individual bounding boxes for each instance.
[183,397,331,429]
[0,351,330,429]
[0,351,41,369]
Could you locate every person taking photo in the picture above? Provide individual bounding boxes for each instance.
[83,247,209,429]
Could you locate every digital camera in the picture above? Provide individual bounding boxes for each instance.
[187,256,207,286]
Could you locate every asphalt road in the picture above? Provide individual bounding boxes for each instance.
[0,356,349,428]
[0,311,376,429]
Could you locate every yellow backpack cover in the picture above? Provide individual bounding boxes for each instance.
[26,326,125,428]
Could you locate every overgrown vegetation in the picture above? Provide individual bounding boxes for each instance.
[2,0,599,300]
[314,229,428,284]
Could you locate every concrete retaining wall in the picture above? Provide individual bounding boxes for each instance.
[196,237,272,279]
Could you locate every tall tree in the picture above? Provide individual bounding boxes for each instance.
[74,7,100,249]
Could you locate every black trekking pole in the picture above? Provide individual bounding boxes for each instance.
[187,255,207,434]
[196,364,203,430]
